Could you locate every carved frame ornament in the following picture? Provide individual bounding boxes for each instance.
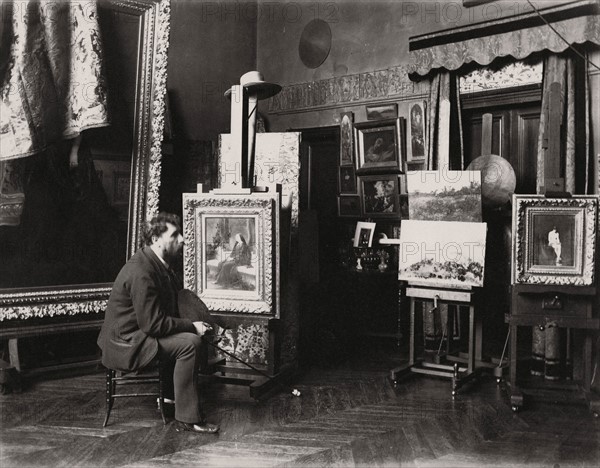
[512,195,598,286]
[183,193,280,316]
[0,0,170,321]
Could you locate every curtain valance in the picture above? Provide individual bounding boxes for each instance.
[409,8,600,79]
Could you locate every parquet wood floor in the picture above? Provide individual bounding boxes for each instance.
[1,344,599,467]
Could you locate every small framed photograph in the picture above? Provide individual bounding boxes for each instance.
[340,111,354,166]
[339,166,357,194]
[354,118,404,173]
[406,101,427,161]
[358,174,402,218]
[366,103,398,121]
[338,195,361,218]
[512,195,598,286]
[353,221,376,248]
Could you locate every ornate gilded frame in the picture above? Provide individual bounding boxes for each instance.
[183,193,280,316]
[512,195,598,286]
[0,0,170,321]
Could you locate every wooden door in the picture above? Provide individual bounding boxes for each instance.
[462,103,541,194]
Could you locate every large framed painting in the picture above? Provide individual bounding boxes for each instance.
[399,220,487,289]
[0,0,170,322]
[512,195,598,286]
[183,193,280,316]
[354,118,404,173]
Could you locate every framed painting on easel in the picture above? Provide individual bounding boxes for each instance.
[183,192,280,316]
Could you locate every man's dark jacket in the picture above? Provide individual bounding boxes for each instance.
[97,247,195,372]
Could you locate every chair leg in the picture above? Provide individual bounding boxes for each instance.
[158,364,167,425]
[103,368,115,427]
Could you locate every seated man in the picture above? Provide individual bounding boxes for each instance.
[97,212,219,434]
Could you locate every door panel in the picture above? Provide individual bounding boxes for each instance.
[462,103,540,194]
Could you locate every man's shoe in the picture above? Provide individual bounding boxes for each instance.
[176,421,219,434]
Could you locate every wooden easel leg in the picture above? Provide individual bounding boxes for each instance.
[389,297,417,384]
[468,306,475,374]
[475,311,483,363]
[409,298,416,366]
[508,324,523,412]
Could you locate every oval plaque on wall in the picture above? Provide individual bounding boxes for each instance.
[299,19,332,69]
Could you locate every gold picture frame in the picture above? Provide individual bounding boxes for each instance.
[183,193,280,316]
[512,195,598,286]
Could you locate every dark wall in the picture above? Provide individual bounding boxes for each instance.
[167,0,257,142]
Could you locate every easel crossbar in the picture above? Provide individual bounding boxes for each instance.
[406,287,473,303]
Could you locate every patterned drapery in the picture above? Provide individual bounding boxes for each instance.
[0,0,109,161]
[409,15,600,78]
[536,52,591,195]
[426,72,464,171]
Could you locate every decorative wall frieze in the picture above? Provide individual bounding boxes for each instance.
[268,65,430,115]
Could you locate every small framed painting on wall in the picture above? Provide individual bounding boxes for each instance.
[406,101,427,162]
[338,195,361,218]
[354,118,404,173]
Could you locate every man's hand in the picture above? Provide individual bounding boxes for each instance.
[193,321,212,336]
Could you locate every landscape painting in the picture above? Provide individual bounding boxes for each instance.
[399,220,487,289]
[407,170,482,222]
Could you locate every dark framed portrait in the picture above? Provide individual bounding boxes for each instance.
[354,118,404,173]
[338,195,361,218]
[406,100,426,161]
[339,166,357,194]
[340,111,354,166]
[512,195,598,286]
[358,174,401,218]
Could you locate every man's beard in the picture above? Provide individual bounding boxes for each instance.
[165,246,183,265]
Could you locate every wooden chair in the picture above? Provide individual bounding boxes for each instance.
[102,342,226,427]
[103,361,167,427]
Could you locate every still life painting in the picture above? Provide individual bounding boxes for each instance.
[399,220,487,289]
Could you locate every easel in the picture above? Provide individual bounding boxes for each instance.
[506,82,600,415]
[185,73,293,400]
[390,285,483,395]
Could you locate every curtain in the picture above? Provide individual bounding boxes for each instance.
[426,72,464,171]
[0,0,109,161]
[536,52,591,195]
[0,0,109,226]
